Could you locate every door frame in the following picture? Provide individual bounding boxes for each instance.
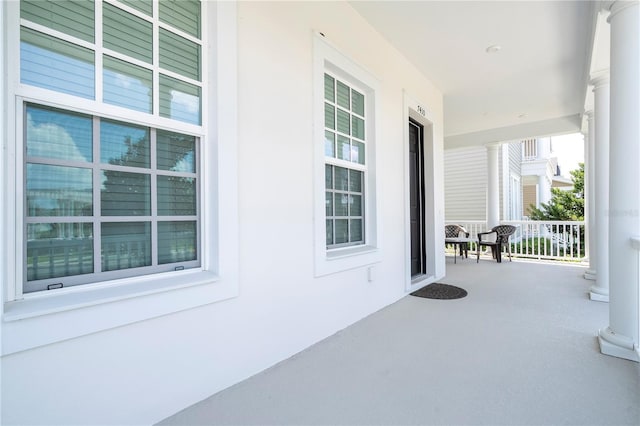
[402,91,442,292]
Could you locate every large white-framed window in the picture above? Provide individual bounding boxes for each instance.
[0,0,239,355]
[313,34,381,276]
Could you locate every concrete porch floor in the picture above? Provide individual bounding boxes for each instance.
[159,258,640,425]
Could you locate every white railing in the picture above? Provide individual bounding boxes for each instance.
[522,139,537,161]
[445,220,586,262]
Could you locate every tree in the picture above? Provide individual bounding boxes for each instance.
[529,163,584,221]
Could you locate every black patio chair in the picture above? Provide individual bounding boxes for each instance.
[445,224,470,258]
[477,225,516,263]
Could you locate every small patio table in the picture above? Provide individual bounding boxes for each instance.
[445,237,473,263]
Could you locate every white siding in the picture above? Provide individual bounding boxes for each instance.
[444,146,487,221]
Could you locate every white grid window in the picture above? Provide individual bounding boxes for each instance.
[324,73,366,248]
[17,0,204,293]
[24,103,199,293]
[20,0,202,124]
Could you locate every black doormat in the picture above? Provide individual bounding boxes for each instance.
[411,283,467,300]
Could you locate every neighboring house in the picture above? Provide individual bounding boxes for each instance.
[521,137,564,216]
[445,137,570,222]
[444,142,523,223]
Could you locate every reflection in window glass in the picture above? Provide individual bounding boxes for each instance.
[101,222,151,271]
[100,121,150,168]
[159,29,201,81]
[26,164,93,217]
[103,2,153,64]
[21,28,95,99]
[159,74,201,125]
[157,130,196,172]
[100,171,151,216]
[158,221,197,264]
[159,0,201,38]
[26,104,92,162]
[21,0,95,43]
[27,223,94,281]
[158,177,196,216]
[103,56,152,113]
[325,165,364,248]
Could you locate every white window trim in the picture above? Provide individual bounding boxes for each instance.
[0,1,239,355]
[313,33,381,277]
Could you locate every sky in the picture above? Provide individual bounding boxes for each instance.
[551,133,584,178]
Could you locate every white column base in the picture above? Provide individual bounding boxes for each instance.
[584,269,597,281]
[598,327,639,362]
[589,284,609,302]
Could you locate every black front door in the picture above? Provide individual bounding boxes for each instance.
[409,119,426,277]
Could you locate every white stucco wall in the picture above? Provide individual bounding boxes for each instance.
[1,2,445,424]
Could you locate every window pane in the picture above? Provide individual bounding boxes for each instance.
[101,222,151,271]
[334,193,348,216]
[325,165,333,189]
[103,56,152,113]
[160,28,201,81]
[158,221,197,264]
[103,2,153,63]
[352,90,364,116]
[26,104,92,162]
[335,219,348,244]
[325,192,333,217]
[324,74,335,102]
[100,171,151,216]
[159,74,201,125]
[326,220,333,246]
[21,0,95,43]
[100,121,150,168]
[157,130,196,172]
[120,0,152,16]
[336,109,350,134]
[324,131,335,158]
[350,195,362,216]
[27,164,93,216]
[352,116,365,140]
[27,223,93,283]
[352,141,365,165]
[349,170,363,192]
[157,176,196,216]
[335,167,348,191]
[21,28,94,99]
[159,0,201,38]
[336,80,350,110]
[350,219,363,243]
[324,103,335,130]
[337,135,350,161]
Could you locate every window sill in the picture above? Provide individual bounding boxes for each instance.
[315,244,381,277]
[2,270,238,355]
[326,244,378,259]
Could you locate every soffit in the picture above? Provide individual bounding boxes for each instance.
[349,1,596,147]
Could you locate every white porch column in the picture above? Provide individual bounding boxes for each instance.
[598,0,640,362]
[537,174,550,206]
[584,111,596,280]
[486,144,500,229]
[537,137,551,159]
[590,74,610,301]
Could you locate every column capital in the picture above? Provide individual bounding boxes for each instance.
[608,0,639,22]
[584,109,594,119]
[590,71,610,89]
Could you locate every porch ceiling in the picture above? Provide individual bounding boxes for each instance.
[349,1,597,148]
